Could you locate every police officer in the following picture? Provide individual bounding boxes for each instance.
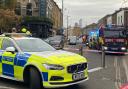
[21,28,32,36]
[21,28,27,33]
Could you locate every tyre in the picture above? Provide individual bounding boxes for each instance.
[30,67,43,89]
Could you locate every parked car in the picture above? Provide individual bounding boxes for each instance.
[76,37,82,44]
[68,36,77,45]
[44,35,65,49]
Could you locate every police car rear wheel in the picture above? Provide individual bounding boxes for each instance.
[30,67,43,89]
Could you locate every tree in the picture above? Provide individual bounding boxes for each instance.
[0,0,4,8]
[0,9,21,32]
[0,0,17,10]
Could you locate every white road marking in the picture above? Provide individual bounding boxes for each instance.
[115,57,119,89]
[122,57,128,81]
[115,57,122,89]
[88,67,102,73]
[0,86,16,89]
[114,57,123,89]
[118,61,121,87]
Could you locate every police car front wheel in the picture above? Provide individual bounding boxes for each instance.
[30,67,43,89]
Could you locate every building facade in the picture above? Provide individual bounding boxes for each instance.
[98,8,128,28]
[67,23,82,37]
[17,0,39,16]
[83,23,97,35]
[51,0,63,35]
[98,15,110,27]
[107,15,112,25]
[116,8,128,27]
[17,0,62,35]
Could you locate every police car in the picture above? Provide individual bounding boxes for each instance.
[0,33,88,89]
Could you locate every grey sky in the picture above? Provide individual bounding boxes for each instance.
[54,0,126,27]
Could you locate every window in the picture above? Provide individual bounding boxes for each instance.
[2,39,15,50]
[121,16,122,24]
[15,38,55,52]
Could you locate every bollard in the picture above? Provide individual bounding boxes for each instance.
[79,44,83,56]
[101,46,106,68]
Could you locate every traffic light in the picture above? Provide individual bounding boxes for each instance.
[15,2,21,15]
[26,3,32,16]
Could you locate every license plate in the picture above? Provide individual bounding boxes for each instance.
[72,72,85,80]
[111,48,118,50]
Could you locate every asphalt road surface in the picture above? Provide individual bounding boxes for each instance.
[0,46,127,89]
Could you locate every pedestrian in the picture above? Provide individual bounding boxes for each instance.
[82,35,86,44]
[11,27,18,37]
[12,27,17,33]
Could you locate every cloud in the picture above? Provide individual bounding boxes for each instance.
[54,0,123,27]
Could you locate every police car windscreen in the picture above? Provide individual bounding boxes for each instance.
[104,30,124,37]
[15,38,56,52]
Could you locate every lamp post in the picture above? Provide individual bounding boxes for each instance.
[67,15,70,40]
[61,0,64,29]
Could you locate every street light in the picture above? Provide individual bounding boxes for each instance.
[62,0,64,28]
[67,15,70,40]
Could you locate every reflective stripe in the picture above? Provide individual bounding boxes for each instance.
[2,64,14,77]
[0,56,2,62]
[14,53,31,67]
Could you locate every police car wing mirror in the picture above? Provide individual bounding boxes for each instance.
[5,47,15,54]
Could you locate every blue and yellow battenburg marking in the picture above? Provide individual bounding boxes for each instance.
[0,51,31,79]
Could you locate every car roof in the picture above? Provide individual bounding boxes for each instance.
[12,37,37,40]
[0,33,37,40]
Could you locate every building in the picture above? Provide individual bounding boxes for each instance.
[98,8,128,28]
[107,15,112,25]
[112,11,118,25]
[16,0,62,38]
[51,0,63,35]
[16,0,39,16]
[67,23,82,37]
[98,15,110,27]
[116,8,128,27]
[83,23,97,34]
[17,0,62,35]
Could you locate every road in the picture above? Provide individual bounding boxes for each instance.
[0,45,128,89]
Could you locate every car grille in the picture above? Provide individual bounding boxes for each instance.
[67,63,87,73]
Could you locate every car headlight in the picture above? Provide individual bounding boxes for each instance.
[43,64,64,70]
[104,47,108,50]
[121,47,126,50]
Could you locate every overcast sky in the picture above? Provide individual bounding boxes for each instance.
[54,0,127,27]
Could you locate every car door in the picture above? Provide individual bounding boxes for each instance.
[1,38,17,77]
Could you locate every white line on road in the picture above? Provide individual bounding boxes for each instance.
[115,57,119,89]
[115,57,122,89]
[122,57,128,81]
[118,60,121,87]
[88,67,102,73]
[0,86,16,89]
